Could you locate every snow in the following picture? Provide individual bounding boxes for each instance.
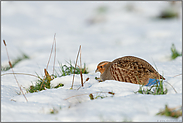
[1,1,182,122]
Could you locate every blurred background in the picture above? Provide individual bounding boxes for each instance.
[1,1,182,72]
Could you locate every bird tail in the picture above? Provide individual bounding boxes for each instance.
[160,74,165,80]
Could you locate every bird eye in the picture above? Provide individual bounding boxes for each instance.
[100,66,103,68]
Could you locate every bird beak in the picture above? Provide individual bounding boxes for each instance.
[95,68,99,73]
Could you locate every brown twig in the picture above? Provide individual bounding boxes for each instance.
[71,45,81,89]
[3,40,28,102]
[77,77,89,90]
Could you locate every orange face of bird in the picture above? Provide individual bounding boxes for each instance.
[95,62,109,74]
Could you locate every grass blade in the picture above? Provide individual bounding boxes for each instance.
[3,40,28,102]
[71,45,81,89]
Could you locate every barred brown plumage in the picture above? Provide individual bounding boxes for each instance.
[95,56,165,85]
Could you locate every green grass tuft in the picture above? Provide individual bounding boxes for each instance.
[1,53,29,71]
[50,107,59,114]
[89,91,115,100]
[27,71,64,93]
[57,60,89,77]
[27,60,88,93]
[158,8,179,19]
[54,83,64,88]
[135,79,168,95]
[89,93,94,100]
[156,105,182,118]
[95,95,108,99]
[171,43,182,60]
[96,6,108,14]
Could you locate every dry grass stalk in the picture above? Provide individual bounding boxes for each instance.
[164,81,177,93]
[71,45,81,89]
[46,33,56,70]
[77,77,90,90]
[40,33,56,90]
[53,33,56,75]
[173,73,182,78]
[3,40,28,102]
[79,45,83,87]
[1,72,38,78]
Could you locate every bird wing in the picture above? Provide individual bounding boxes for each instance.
[110,56,165,84]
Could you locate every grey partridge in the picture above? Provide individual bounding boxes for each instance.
[95,56,165,85]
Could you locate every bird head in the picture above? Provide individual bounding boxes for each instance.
[95,61,109,74]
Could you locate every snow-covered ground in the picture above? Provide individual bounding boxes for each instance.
[1,1,182,122]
